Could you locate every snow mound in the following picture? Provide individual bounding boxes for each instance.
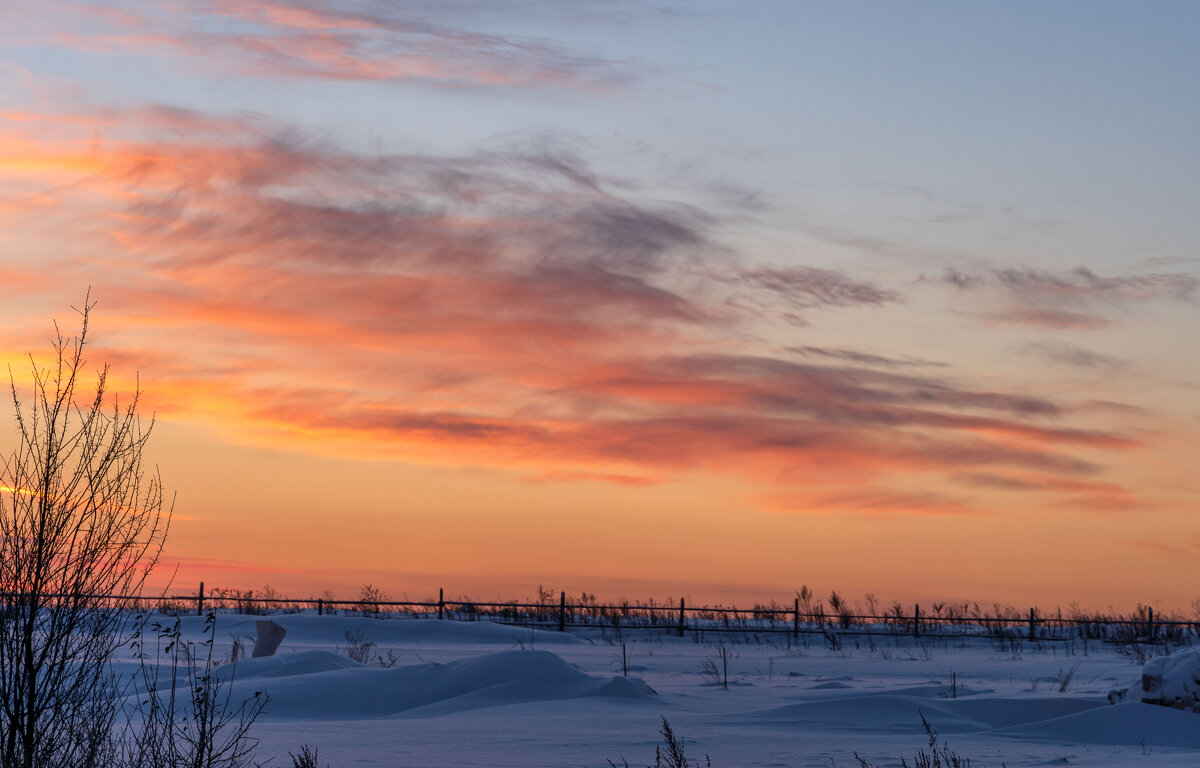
[1107,647,1200,712]
[998,700,1200,748]
[230,649,653,720]
[1141,647,1200,710]
[742,695,1101,735]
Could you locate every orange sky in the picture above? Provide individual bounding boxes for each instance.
[3,2,1200,614]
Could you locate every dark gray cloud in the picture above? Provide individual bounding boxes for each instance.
[942,267,984,289]
[738,266,901,309]
[945,265,1198,302]
[581,353,1092,425]
[1079,400,1150,415]
[551,203,709,275]
[991,266,1198,302]
[788,346,947,369]
[114,116,720,327]
[943,264,1198,329]
[1020,341,1130,370]
[952,473,1135,510]
[981,307,1110,330]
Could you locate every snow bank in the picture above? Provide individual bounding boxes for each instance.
[227,649,653,720]
[1140,647,1200,710]
[1108,647,1200,712]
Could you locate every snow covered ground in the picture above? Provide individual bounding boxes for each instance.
[122,612,1200,767]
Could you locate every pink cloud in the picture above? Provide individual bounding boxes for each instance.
[47,0,643,92]
[0,106,1146,518]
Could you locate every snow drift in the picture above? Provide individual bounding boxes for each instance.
[223,649,653,719]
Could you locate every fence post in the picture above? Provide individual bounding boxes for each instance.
[1148,606,1154,640]
[559,591,566,631]
[197,581,204,616]
[793,596,800,639]
[317,598,323,616]
[913,603,920,637]
[438,587,444,620]
[1028,607,1036,641]
[678,597,685,638]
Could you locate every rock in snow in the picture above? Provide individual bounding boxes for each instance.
[253,620,287,657]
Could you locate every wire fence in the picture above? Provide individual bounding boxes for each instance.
[6,583,1198,647]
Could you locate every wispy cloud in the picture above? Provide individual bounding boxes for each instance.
[991,266,1198,302]
[737,266,900,308]
[943,265,1199,329]
[759,487,977,518]
[1019,341,1130,370]
[1131,540,1195,560]
[788,346,946,369]
[0,105,1144,518]
[48,0,647,91]
[954,472,1139,512]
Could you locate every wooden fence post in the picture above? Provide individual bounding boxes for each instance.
[317,598,323,616]
[1028,607,1036,641]
[438,587,444,620]
[678,597,685,637]
[913,603,920,637]
[559,591,566,631]
[197,581,204,616]
[793,596,799,639]
[1148,606,1154,640]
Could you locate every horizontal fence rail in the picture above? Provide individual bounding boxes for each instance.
[4,584,1197,647]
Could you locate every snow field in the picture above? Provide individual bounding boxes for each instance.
[122,613,1200,767]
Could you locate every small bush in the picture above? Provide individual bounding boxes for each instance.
[359,583,387,616]
[290,745,327,768]
[700,643,731,689]
[129,614,268,768]
[341,630,375,664]
[605,716,710,768]
[1057,662,1079,693]
[855,712,993,768]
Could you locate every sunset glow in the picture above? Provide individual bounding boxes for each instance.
[3,2,1199,613]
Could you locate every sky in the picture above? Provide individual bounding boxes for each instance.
[2,1,1199,613]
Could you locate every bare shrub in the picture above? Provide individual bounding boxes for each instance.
[358,584,387,617]
[700,642,732,690]
[829,590,854,629]
[855,712,980,768]
[0,300,267,768]
[605,716,709,768]
[375,648,401,668]
[290,745,328,768]
[0,300,169,768]
[125,614,267,768]
[341,630,376,664]
[1057,662,1080,693]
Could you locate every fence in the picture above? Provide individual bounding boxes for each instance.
[6,583,1197,646]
